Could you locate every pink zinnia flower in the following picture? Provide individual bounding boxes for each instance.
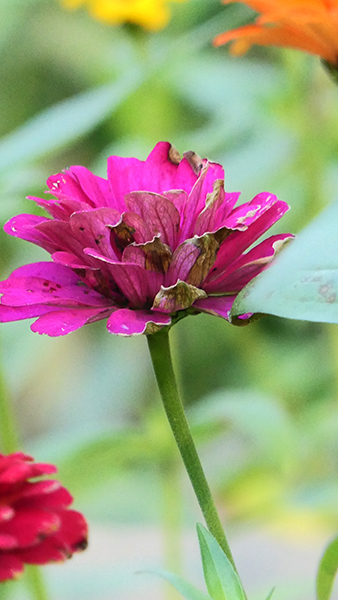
[0,452,87,581]
[0,142,292,336]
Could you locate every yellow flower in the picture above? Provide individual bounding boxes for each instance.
[61,0,186,30]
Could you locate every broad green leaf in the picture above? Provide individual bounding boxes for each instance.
[231,199,338,324]
[197,524,246,600]
[316,535,338,600]
[0,70,142,174]
[144,569,212,600]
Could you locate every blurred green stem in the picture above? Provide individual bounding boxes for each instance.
[0,351,19,454]
[25,566,49,600]
[0,345,49,600]
[147,328,238,573]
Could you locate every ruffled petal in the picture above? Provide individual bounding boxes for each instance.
[124,191,180,248]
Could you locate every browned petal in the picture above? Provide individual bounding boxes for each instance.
[152,280,207,313]
[183,151,204,176]
[168,144,181,165]
[123,237,173,273]
[108,220,136,255]
[188,233,224,287]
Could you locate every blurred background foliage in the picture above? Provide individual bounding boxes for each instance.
[1,0,338,599]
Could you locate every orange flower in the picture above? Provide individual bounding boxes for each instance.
[214,1,338,66]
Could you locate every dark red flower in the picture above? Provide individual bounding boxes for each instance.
[0,452,87,582]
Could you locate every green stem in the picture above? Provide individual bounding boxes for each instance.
[147,328,237,572]
[0,363,19,454]
[0,343,49,600]
[25,566,49,600]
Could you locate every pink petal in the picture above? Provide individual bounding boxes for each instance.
[35,220,85,256]
[69,207,121,259]
[84,249,150,307]
[0,274,110,308]
[30,307,112,336]
[3,262,81,285]
[107,308,171,336]
[205,234,293,294]
[0,304,61,323]
[66,166,112,208]
[193,295,237,321]
[107,142,195,211]
[207,199,289,281]
[224,192,279,231]
[193,180,226,236]
[4,214,56,253]
[47,168,98,208]
[165,242,200,287]
[52,251,97,270]
[163,190,189,223]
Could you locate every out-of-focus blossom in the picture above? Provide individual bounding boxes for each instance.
[0,142,292,337]
[214,0,338,67]
[0,452,87,581]
[61,0,186,30]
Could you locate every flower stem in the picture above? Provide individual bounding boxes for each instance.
[25,566,49,600]
[147,328,237,572]
[0,343,49,600]
[0,361,19,454]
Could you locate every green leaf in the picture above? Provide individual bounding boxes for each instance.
[0,69,142,174]
[231,198,338,324]
[196,524,246,600]
[144,569,212,600]
[316,535,338,600]
[264,589,275,600]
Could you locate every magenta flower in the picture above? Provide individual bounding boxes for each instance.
[0,452,87,581]
[0,142,292,336]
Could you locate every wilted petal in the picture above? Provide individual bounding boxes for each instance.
[123,237,172,274]
[225,192,280,231]
[84,249,149,307]
[125,191,180,248]
[152,280,207,313]
[107,308,171,335]
[193,179,225,235]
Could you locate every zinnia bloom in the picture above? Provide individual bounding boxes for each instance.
[214,1,338,67]
[0,452,87,581]
[61,0,186,30]
[0,142,292,337]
